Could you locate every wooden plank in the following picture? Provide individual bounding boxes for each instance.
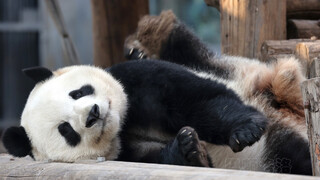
[91,0,149,68]
[288,19,320,39]
[220,0,286,59]
[0,154,317,180]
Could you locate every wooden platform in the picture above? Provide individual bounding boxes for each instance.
[0,154,317,180]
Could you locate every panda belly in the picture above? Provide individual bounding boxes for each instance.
[206,136,266,171]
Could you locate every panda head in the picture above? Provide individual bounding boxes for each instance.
[2,65,127,162]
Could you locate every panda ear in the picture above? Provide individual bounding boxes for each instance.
[2,126,32,157]
[22,66,53,83]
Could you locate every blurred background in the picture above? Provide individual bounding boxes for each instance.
[0,0,220,152]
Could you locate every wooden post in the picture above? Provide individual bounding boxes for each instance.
[220,0,286,59]
[91,0,149,68]
[296,41,320,78]
[300,42,320,176]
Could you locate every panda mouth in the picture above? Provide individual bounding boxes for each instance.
[86,117,103,128]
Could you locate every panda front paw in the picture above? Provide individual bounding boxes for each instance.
[177,127,211,167]
[228,114,268,152]
[124,48,147,60]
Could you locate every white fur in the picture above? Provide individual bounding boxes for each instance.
[207,137,266,171]
[21,65,127,162]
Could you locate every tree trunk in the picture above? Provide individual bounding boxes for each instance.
[91,0,149,68]
[220,0,286,59]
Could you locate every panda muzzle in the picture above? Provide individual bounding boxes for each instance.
[86,104,101,128]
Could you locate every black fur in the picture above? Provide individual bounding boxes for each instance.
[58,122,81,147]
[109,60,267,163]
[69,84,94,100]
[2,126,32,157]
[22,66,53,83]
[265,124,312,175]
[160,127,212,167]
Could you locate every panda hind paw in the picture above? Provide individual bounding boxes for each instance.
[177,126,211,167]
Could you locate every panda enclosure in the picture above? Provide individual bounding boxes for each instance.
[0,0,320,179]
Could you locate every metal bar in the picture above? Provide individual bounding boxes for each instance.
[0,23,39,32]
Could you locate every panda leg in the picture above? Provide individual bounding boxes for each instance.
[137,127,212,167]
[124,11,217,71]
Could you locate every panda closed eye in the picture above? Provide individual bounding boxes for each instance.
[69,85,94,100]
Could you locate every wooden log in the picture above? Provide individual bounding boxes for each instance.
[261,39,316,62]
[301,59,320,176]
[287,0,320,20]
[91,0,149,68]
[220,0,286,59]
[0,154,317,180]
[296,41,320,78]
[288,20,320,39]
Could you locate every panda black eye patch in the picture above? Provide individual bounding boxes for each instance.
[69,85,94,100]
[58,122,81,147]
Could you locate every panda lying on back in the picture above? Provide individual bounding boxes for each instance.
[123,11,312,175]
[3,60,267,168]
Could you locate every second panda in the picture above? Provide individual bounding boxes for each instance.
[124,11,311,175]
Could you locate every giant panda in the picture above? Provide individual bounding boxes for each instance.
[123,10,312,175]
[2,60,268,168]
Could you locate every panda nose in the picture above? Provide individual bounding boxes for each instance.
[86,104,100,128]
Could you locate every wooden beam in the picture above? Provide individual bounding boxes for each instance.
[0,154,317,179]
[288,19,320,39]
[91,0,149,68]
[220,0,286,59]
[287,0,320,20]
